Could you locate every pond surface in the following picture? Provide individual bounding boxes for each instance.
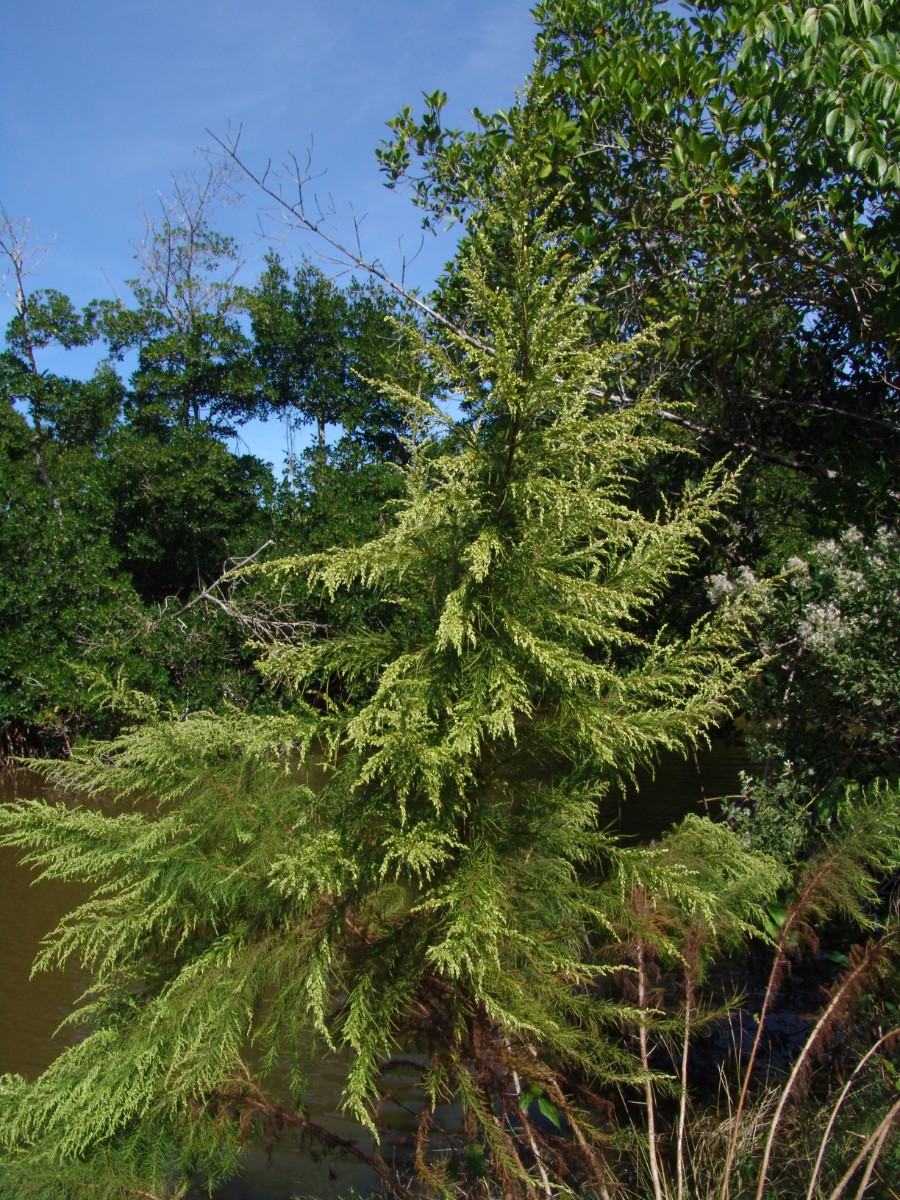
[0,740,752,1198]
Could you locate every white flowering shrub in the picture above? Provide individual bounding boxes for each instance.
[729,527,899,853]
[705,564,760,606]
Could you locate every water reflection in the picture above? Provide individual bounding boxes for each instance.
[0,769,92,1077]
[602,738,750,841]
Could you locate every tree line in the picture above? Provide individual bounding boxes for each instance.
[1,171,425,755]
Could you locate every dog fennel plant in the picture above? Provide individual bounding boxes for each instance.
[0,159,783,1199]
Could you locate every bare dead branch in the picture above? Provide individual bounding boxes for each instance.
[209,126,494,356]
[0,206,53,325]
[174,541,329,643]
[0,208,64,517]
[133,162,245,332]
[209,132,898,505]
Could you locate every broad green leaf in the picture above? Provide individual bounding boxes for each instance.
[800,7,820,43]
[537,1096,562,1129]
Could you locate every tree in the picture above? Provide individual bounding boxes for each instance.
[0,215,134,751]
[379,0,900,528]
[95,169,261,438]
[0,290,271,749]
[0,388,128,755]
[0,160,784,1198]
[718,524,900,858]
[103,424,274,602]
[0,203,279,749]
[245,251,419,464]
[0,208,99,505]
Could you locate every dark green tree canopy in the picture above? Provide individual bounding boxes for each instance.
[93,172,262,438]
[245,251,420,462]
[379,0,900,522]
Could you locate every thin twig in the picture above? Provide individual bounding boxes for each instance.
[755,936,894,1200]
[825,1097,900,1200]
[174,540,329,642]
[676,969,694,1200]
[175,541,275,615]
[511,1068,553,1200]
[720,939,787,1200]
[213,1081,415,1200]
[637,939,667,1200]
[542,1074,614,1200]
[806,1026,900,1200]
[210,127,494,356]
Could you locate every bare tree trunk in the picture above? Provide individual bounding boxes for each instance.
[0,210,63,521]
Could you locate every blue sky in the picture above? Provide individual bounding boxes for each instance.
[1,0,538,466]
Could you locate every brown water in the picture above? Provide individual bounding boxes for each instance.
[0,741,751,1197]
[0,769,92,1077]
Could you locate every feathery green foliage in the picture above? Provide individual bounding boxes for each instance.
[0,159,784,1198]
